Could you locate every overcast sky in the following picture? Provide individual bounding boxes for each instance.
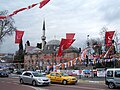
[0,0,120,53]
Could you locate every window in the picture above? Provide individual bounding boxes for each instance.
[56,73,60,76]
[107,71,113,77]
[50,73,55,76]
[23,72,31,76]
[33,72,44,77]
[115,70,120,78]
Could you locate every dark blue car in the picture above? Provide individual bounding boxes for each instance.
[0,71,9,77]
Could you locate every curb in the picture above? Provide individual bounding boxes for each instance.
[78,79,105,84]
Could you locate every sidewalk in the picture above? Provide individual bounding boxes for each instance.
[78,79,105,84]
[78,77,105,84]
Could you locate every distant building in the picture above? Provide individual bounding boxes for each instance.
[24,39,79,70]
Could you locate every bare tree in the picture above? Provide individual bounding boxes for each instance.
[0,10,16,43]
[89,38,102,55]
[99,26,108,45]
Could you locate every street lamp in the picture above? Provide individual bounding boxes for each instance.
[29,54,32,70]
[39,53,43,73]
[51,47,57,71]
[53,49,57,65]
[87,35,90,47]
[86,35,90,67]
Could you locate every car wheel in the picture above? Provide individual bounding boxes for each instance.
[20,79,24,84]
[62,80,67,85]
[32,80,36,86]
[108,82,115,89]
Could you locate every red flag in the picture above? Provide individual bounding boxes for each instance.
[105,31,115,46]
[57,39,66,56]
[8,13,14,17]
[66,33,75,39]
[13,8,27,14]
[0,16,6,19]
[28,3,38,9]
[57,39,75,56]
[15,30,24,44]
[63,39,75,49]
[39,0,50,8]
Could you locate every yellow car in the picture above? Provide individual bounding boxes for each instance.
[46,72,78,85]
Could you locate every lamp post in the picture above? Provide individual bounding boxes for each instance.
[51,47,57,71]
[36,54,39,70]
[39,53,43,73]
[86,35,90,67]
[39,60,42,73]
[87,35,90,47]
[29,54,32,70]
[53,49,57,65]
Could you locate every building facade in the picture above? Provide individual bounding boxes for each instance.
[24,39,79,70]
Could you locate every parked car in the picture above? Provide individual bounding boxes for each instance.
[19,71,50,86]
[0,70,9,77]
[105,68,120,89]
[67,71,77,76]
[46,72,78,85]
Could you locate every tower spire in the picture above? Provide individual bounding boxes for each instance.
[41,20,46,50]
[43,20,45,30]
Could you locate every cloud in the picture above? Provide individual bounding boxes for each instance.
[98,0,120,22]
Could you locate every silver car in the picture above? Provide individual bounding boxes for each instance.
[19,71,50,86]
[105,68,120,89]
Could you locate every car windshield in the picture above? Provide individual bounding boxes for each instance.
[61,73,69,76]
[0,71,7,73]
[33,72,44,77]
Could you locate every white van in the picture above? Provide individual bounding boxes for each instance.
[105,68,120,89]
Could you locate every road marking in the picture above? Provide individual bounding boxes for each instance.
[50,84,108,90]
[31,87,49,90]
[0,79,49,90]
[89,81,105,84]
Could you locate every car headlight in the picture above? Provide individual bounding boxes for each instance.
[67,78,71,81]
[37,79,42,81]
